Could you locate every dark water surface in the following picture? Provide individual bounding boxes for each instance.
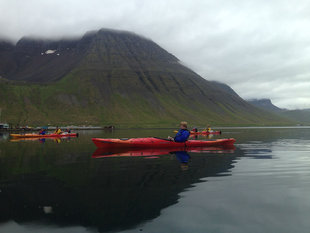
[0,127,310,233]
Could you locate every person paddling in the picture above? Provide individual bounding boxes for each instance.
[39,128,46,135]
[192,127,198,133]
[54,126,62,135]
[168,121,190,142]
[206,125,213,132]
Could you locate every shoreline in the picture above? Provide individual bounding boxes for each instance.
[0,126,114,132]
[1,125,309,132]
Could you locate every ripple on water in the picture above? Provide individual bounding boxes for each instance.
[232,139,310,184]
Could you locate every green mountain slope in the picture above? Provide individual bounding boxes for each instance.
[0,29,292,127]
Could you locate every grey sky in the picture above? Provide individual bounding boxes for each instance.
[1,0,309,109]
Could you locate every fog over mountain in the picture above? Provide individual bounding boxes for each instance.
[1,0,310,109]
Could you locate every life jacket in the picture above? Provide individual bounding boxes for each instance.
[174,129,190,142]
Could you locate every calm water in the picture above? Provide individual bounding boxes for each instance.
[0,127,310,233]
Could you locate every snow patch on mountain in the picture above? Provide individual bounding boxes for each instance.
[45,49,56,54]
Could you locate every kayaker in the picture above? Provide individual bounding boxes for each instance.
[65,128,71,133]
[206,125,213,132]
[54,126,62,135]
[39,128,46,135]
[168,121,190,142]
[192,127,198,133]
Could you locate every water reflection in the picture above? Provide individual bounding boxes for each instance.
[238,142,273,159]
[0,145,238,232]
[172,151,190,171]
[43,206,53,214]
[2,128,306,233]
[92,146,236,158]
[0,132,9,141]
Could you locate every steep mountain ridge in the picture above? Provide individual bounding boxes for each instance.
[0,37,87,82]
[209,81,240,98]
[0,29,292,126]
[248,98,284,112]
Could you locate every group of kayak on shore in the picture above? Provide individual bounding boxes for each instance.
[39,126,71,135]
[169,121,214,142]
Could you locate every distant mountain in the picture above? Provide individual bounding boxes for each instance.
[247,99,284,112]
[0,29,292,127]
[281,109,310,125]
[248,98,309,125]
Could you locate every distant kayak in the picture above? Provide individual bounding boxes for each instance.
[92,137,235,148]
[10,137,73,142]
[92,145,235,158]
[10,133,78,138]
[173,130,221,135]
[190,131,221,135]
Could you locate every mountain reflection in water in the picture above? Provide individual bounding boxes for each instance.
[0,140,238,232]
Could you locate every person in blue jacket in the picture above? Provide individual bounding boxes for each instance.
[39,128,46,135]
[168,121,190,142]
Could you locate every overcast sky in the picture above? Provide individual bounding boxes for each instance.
[1,0,310,109]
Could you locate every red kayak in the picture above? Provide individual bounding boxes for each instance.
[190,131,221,135]
[174,130,222,135]
[92,146,236,158]
[10,133,78,138]
[92,137,236,149]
